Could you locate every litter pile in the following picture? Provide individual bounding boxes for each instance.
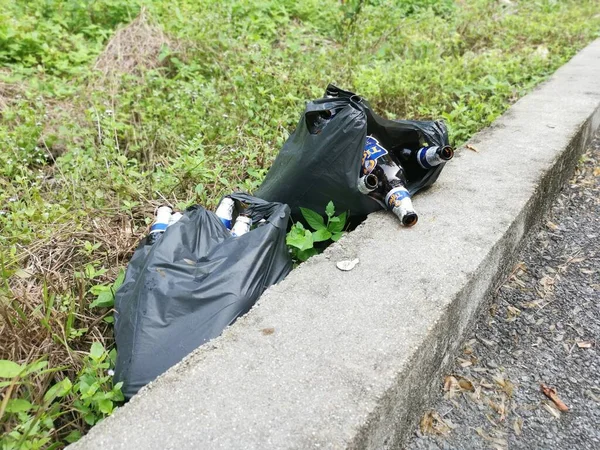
[114,194,292,398]
[114,85,453,398]
[256,85,452,226]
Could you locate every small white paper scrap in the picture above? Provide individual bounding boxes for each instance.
[336,258,359,271]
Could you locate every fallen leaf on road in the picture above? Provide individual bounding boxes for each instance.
[593,167,600,176]
[261,327,275,335]
[541,384,568,411]
[458,376,474,391]
[586,390,600,402]
[444,376,460,399]
[475,427,508,448]
[577,341,593,348]
[336,258,359,271]
[513,417,523,436]
[484,394,507,421]
[493,374,515,397]
[543,401,561,419]
[419,411,451,436]
[546,221,559,231]
[466,144,480,152]
[506,305,521,322]
[458,358,472,368]
[537,275,556,297]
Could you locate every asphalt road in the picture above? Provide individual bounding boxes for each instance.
[407,135,600,450]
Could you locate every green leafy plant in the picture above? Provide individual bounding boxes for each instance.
[0,343,122,448]
[70,343,123,427]
[89,268,125,309]
[286,201,347,262]
[1,0,599,446]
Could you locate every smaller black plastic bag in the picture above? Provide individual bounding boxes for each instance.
[256,84,450,219]
[114,193,292,399]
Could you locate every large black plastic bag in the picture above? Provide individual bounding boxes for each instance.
[113,193,292,399]
[256,84,450,219]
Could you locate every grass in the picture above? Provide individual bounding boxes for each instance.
[0,0,599,446]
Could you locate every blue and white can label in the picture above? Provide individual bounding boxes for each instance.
[150,206,173,235]
[215,197,235,230]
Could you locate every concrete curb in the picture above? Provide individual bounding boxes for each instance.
[73,39,600,450]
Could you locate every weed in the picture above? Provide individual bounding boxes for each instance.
[1,0,599,447]
[287,201,347,262]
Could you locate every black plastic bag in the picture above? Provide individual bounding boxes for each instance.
[113,193,292,399]
[256,84,450,219]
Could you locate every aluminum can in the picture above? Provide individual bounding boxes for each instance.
[231,215,252,237]
[215,197,235,230]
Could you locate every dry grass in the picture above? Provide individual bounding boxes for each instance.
[0,79,25,113]
[93,8,182,82]
[1,214,140,364]
[0,209,144,440]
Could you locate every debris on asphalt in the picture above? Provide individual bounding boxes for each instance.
[541,384,569,412]
[408,136,600,449]
[420,411,454,436]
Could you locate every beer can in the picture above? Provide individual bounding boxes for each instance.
[231,215,252,237]
[167,212,183,227]
[147,205,173,244]
[150,206,173,235]
[215,197,235,230]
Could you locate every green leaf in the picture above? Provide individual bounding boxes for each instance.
[286,228,313,251]
[103,315,115,324]
[90,342,105,361]
[300,207,326,231]
[286,231,306,250]
[5,399,33,413]
[325,201,335,218]
[65,430,82,444]
[331,232,344,242]
[84,413,97,426]
[108,349,118,367]
[44,378,72,402]
[89,290,114,308]
[297,248,318,262]
[24,360,48,375]
[98,399,113,414]
[312,229,332,242]
[89,284,110,296]
[300,230,314,251]
[0,360,23,378]
[328,212,347,233]
[113,268,126,291]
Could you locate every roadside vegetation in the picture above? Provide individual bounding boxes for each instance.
[1,0,599,447]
